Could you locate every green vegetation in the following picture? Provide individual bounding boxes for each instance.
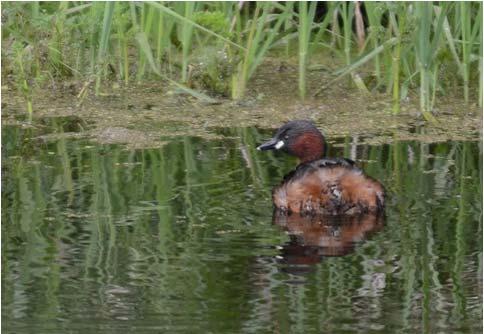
[2,2,482,112]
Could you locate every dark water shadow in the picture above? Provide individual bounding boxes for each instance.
[273,212,384,274]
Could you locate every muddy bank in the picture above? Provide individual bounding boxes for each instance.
[2,61,482,147]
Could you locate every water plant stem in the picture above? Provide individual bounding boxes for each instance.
[298,1,316,100]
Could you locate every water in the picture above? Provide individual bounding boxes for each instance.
[2,118,482,333]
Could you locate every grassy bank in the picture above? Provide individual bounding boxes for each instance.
[2,2,482,119]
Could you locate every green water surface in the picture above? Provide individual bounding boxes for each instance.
[2,119,482,333]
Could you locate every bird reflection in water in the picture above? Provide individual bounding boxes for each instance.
[273,212,384,274]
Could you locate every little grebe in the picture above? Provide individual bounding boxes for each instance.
[257,120,385,215]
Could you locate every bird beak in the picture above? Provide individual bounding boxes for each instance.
[257,138,284,151]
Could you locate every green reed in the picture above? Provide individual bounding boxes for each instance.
[136,3,156,81]
[298,1,317,100]
[179,2,196,83]
[415,3,437,120]
[14,44,33,121]
[480,7,483,107]
[231,2,290,99]
[114,3,130,85]
[1,2,482,115]
[365,3,384,86]
[95,2,115,94]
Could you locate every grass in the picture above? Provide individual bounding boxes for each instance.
[1,2,482,118]
[95,2,115,94]
[298,1,317,100]
[14,44,33,121]
[230,2,290,99]
[415,2,442,121]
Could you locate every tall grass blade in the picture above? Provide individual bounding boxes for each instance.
[180,2,195,83]
[310,2,335,54]
[231,4,262,100]
[365,2,384,85]
[298,1,317,99]
[480,3,483,107]
[137,3,156,80]
[16,48,33,121]
[146,1,245,51]
[389,6,405,113]
[114,3,130,85]
[414,2,443,122]
[232,3,290,99]
[135,30,218,104]
[355,1,366,52]
[248,7,290,78]
[95,2,115,94]
[460,2,471,103]
[315,37,398,96]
